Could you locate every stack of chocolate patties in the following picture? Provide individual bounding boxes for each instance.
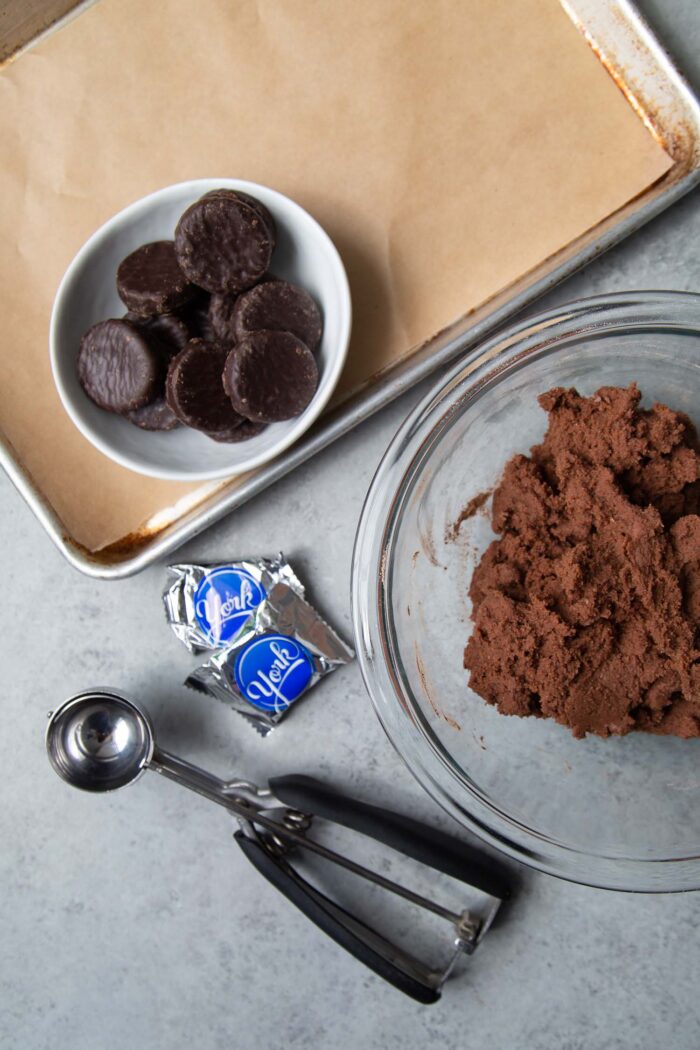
[77,189,323,442]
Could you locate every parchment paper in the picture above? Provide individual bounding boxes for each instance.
[0,0,671,552]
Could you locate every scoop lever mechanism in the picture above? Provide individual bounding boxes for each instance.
[46,688,511,1003]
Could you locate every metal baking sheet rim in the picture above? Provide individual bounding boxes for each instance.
[2,0,700,579]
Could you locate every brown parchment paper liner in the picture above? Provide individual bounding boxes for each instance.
[0,0,671,552]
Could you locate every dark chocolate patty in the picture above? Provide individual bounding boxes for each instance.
[125,396,180,431]
[222,330,319,423]
[201,190,276,242]
[78,319,162,413]
[166,339,245,434]
[205,420,267,443]
[125,311,190,357]
[174,196,274,294]
[177,290,216,343]
[232,280,323,351]
[117,241,193,316]
[208,292,239,344]
[208,273,277,344]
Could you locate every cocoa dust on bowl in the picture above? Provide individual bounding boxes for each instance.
[352,292,700,891]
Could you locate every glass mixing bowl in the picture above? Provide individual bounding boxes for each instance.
[352,292,700,892]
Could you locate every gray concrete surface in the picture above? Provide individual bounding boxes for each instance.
[2,2,700,1048]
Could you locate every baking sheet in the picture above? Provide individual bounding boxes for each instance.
[0,0,82,64]
[0,0,685,563]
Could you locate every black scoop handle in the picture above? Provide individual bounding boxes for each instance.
[235,831,440,1004]
[269,774,511,901]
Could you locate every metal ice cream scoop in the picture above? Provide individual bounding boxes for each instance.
[46,689,511,1004]
[46,689,271,809]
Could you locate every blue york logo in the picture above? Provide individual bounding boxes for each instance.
[233,633,314,713]
[194,568,266,646]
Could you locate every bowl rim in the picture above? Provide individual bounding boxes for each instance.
[352,290,700,893]
[49,177,352,481]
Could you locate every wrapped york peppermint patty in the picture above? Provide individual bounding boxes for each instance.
[186,582,354,735]
[163,553,304,653]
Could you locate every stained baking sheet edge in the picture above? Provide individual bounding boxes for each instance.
[2,0,700,579]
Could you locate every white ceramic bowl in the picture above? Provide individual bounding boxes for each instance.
[50,179,351,480]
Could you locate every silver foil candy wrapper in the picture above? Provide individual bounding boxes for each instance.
[163,553,304,653]
[185,582,354,735]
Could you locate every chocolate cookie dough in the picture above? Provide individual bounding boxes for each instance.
[166,339,244,437]
[222,331,318,422]
[232,280,323,351]
[78,319,162,413]
[117,241,192,316]
[174,194,274,294]
[464,385,700,739]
